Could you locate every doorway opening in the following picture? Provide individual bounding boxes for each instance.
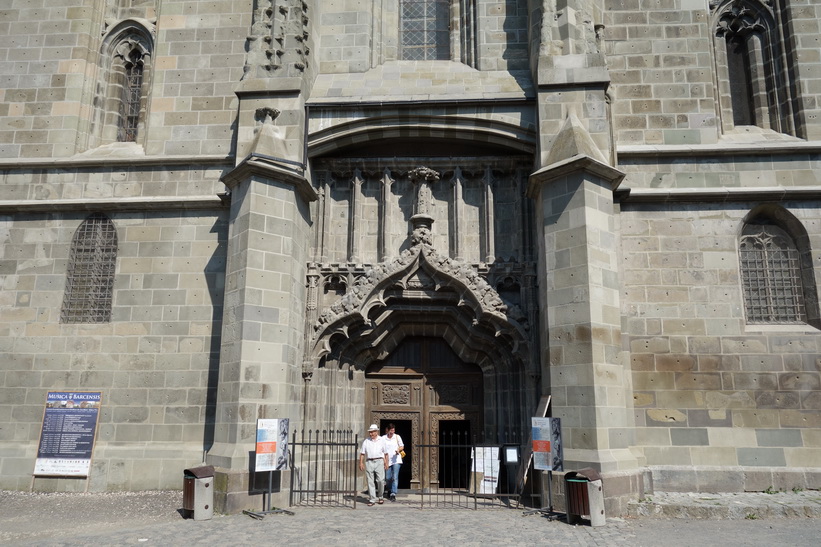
[438,420,471,489]
[379,418,413,489]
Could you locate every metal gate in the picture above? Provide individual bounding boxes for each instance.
[289,429,359,508]
[288,428,535,510]
[416,429,530,509]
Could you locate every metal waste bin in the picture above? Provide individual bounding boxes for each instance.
[183,465,215,521]
[564,468,605,527]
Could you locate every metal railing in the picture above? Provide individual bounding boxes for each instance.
[288,427,536,510]
[289,429,359,508]
[417,429,531,509]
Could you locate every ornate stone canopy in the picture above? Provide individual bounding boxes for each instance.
[305,236,531,376]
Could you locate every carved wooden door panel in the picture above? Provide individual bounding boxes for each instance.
[365,337,483,490]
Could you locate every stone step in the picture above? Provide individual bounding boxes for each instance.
[628,490,821,520]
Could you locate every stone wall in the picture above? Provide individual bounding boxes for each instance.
[0,168,228,489]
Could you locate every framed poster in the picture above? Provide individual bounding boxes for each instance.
[531,417,563,471]
[34,391,102,477]
[255,418,289,472]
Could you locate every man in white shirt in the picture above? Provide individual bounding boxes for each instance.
[358,423,389,506]
[382,423,404,501]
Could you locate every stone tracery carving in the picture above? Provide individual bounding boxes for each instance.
[311,241,512,340]
[715,0,768,39]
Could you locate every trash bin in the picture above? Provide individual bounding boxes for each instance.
[564,468,605,527]
[183,465,215,521]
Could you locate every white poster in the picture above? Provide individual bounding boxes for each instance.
[255,418,289,472]
[471,446,500,494]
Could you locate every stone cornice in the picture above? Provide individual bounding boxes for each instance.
[527,154,625,198]
[0,155,231,170]
[221,153,317,203]
[616,186,821,203]
[0,195,229,214]
[618,141,821,158]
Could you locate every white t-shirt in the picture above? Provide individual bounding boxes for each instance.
[384,433,404,465]
[360,435,388,459]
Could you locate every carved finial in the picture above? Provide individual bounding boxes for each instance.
[255,107,281,123]
[408,166,440,183]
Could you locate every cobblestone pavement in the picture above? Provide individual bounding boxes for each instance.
[2,490,820,546]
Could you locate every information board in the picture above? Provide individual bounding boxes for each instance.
[531,417,563,471]
[255,418,290,472]
[34,391,102,477]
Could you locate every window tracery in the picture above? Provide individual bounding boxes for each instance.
[61,214,118,324]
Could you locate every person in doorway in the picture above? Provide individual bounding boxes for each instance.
[359,423,389,506]
[383,423,404,501]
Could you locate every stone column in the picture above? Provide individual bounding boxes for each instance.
[210,156,316,512]
[528,153,642,514]
[527,0,642,514]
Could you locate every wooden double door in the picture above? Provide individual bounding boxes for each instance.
[365,337,483,491]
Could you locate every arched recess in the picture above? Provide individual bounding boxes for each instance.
[710,0,798,136]
[302,237,536,438]
[307,115,537,158]
[87,19,155,150]
[738,204,820,329]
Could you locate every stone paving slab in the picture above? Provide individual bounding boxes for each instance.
[3,490,821,546]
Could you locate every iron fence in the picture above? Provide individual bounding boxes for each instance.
[417,429,534,509]
[289,429,359,508]
[287,427,538,510]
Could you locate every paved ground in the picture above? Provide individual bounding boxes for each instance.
[2,490,820,546]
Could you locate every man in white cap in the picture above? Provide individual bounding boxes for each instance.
[358,423,389,506]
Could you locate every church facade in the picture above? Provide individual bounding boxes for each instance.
[1,0,820,514]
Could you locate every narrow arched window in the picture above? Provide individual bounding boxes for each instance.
[739,223,805,324]
[90,22,153,149]
[713,0,795,135]
[118,48,145,142]
[61,214,118,323]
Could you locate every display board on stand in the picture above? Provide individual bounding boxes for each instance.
[244,418,294,519]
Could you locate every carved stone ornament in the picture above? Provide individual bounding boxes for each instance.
[255,107,281,123]
[306,230,530,369]
[713,0,770,38]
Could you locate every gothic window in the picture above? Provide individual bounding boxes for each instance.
[738,210,820,327]
[61,214,118,324]
[712,0,795,135]
[398,0,475,66]
[90,22,153,148]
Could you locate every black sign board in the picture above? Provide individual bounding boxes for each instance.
[33,391,102,477]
